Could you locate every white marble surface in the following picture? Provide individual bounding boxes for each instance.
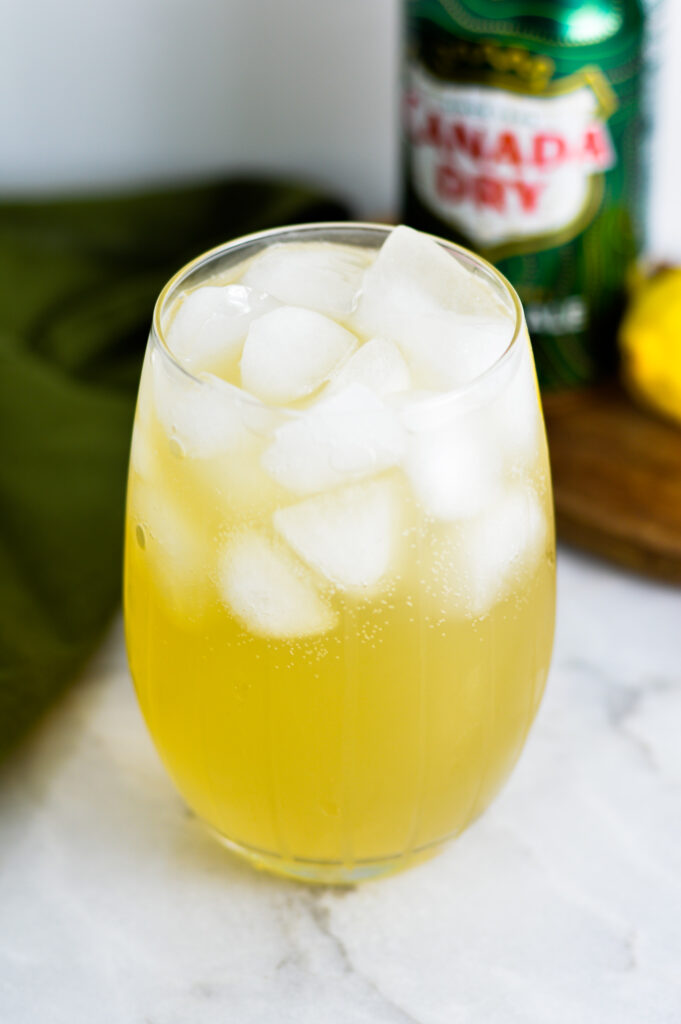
[1,547,680,1023]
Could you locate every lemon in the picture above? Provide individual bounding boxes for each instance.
[620,268,681,427]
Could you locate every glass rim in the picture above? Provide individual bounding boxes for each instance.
[150,221,526,409]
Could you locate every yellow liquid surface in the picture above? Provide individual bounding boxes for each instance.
[125,373,555,873]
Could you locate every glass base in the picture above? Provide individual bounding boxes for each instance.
[210,829,447,885]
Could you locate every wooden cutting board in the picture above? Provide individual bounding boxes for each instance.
[542,383,681,583]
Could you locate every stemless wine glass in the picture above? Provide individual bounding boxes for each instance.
[124,223,555,884]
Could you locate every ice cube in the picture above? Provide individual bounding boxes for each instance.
[218,531,337,639]
[129,419,156,480]
[392,311,512,390]
[489,339,543,468]
[274,478,403,593]
[199,425,292,522]
[352,226,513,388]
[129,355,157,478]
[241,242,368,319]
[355,225,510,328]
[130,478,209,617]
[389,389,461,434]
[240,306,357,405]
[431,486,548,618]
[131,483,193,570]
[152,349,276,459]
[262,384,405,495]
[327,337,411,397]
[404,413,503,521]
[166,284,277,373]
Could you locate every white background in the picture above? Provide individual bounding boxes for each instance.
[2,0,679,258]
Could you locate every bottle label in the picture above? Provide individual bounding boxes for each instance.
[405,60,618,259]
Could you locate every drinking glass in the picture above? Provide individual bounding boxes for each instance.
[124,223,555,883]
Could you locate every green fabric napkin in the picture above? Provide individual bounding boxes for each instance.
[0,178,348,761]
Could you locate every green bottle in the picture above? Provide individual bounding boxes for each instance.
[402,0,648,388]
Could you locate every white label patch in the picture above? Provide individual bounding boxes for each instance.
[405,64,616,251]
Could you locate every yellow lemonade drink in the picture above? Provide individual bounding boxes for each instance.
[124,224,555,883]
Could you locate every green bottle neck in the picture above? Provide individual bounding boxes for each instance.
[408,0,645,48]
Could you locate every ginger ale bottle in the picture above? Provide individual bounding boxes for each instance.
[403,0,648,387]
